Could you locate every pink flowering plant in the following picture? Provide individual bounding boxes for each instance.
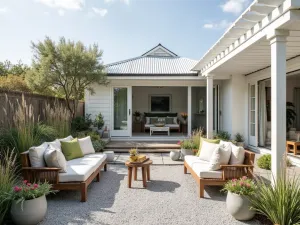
[222,176,256,196]
[6,180,53,209]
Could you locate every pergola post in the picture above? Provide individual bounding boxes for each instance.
[188,86,192,136]
[206,75,214,139]
[267,30,289,181]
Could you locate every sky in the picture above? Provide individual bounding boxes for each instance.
[0,0,252,65]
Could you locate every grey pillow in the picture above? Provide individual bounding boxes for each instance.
[165,117,174,124]
[150,117,158,124]
[44,146,67,173]
[29,142,48,167]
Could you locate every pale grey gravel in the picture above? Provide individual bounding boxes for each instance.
[40,165,261,225]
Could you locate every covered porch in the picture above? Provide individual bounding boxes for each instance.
[193,0,300,177]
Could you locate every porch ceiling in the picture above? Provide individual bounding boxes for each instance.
[210,31,300,76]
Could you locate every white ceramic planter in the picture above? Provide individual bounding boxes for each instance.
[11,195,47,225]
[170,150,181,161]
[180,148,193,159]
[226,191,255,221]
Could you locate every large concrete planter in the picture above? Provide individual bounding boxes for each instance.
[226,191,255,221]
[11,195,47,225]
[170,150,181,161]
[180,148,193,159]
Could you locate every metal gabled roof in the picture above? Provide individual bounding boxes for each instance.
[105,44,198,75]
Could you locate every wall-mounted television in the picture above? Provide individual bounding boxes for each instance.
[149,95,171,112]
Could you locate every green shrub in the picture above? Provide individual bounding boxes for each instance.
[214,130,231,141]
[250,168,300,225]
[92,140,107,152]
[257,154,271,170]
[71,114,92,132]
[257,154,292,170]
[94,113,105,130]
[0,149,19,224]
[234,132,244,142]
[73,130,100,141]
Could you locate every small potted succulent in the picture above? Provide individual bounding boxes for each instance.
[8,180,53,225]
[133,111,141,122]
[222,176,256,221]
[179,140,194,158]
[129,148,139,162]
[234,133,245,147]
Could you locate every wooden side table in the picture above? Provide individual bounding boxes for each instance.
[286,140,300,155]
[125,160,153,188]
[181,124,187,134]
[133,121,142,132]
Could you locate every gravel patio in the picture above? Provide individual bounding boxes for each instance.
[41,164,262,225]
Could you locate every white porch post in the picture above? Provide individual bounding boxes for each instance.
[206,75,214,139]
[188,86,192,136]
[267,30,289,181]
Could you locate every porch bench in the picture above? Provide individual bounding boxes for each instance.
[184,150,255,198]
[21,151,107,202]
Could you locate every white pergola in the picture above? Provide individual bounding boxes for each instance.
[193,0,300,179]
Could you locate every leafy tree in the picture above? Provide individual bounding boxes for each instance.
[26,37,108,119]
[0,75,31,92]
[0,60,29,76]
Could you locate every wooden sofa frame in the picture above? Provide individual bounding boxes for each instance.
[184,150,255,198]
[20,152,107,202]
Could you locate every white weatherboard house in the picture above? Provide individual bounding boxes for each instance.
[85,44,224,140]
[192,0,300,178]
[85,0,300,178]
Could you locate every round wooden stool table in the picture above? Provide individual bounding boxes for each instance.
[125,159,153,188]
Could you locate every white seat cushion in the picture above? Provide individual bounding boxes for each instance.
[145,124,154,128]
[165,124,179,128]
[185,156,222,179]
[29,142,48,167]
[59,153,107,182]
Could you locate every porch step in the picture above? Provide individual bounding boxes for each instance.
[104,148,179,153]
[105,141,180,150]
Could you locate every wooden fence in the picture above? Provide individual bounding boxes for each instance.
[0,90,84,128]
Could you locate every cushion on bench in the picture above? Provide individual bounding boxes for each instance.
[185,155,222,179]
[59,153,107,182]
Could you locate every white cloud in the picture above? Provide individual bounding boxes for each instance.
[0,7,8,14]
[203,20,232,29]
[58,9,65,16]
[220,0,250,15]
[36,0,84,10]
[92,7,108,17]
[104,0,129,4]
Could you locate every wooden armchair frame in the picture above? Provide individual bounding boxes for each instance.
[184,150,255,198]
[21,152,107,202]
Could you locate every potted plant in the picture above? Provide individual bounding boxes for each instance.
[179,140,194,158]
[234,133,245,147]
[287,102,297,139]
[222,176,256,221]
[8,180,53,225]
[129,148,139,162]
[170,149,181,161]
[180,112,188,124]
[133,111,141,122]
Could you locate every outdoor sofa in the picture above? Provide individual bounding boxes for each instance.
[143,112,180,132]
[184,140,255,198]
[21,136,107,202]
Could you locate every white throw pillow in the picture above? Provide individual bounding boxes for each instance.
[173,117,178,124]
[47,139,61,150]
[28,142,48,167]
[58,135,74,143]
[198,141,220,162]
[230,144,245,165]
[78,136,95,155]
[208,143,232,171]
[44,146,67,173]
[146,117,150,124]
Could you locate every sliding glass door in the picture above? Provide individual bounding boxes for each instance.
[111,87,132,137]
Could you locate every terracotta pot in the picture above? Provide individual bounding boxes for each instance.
[11,195,47,225]
[226,192,255,221]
